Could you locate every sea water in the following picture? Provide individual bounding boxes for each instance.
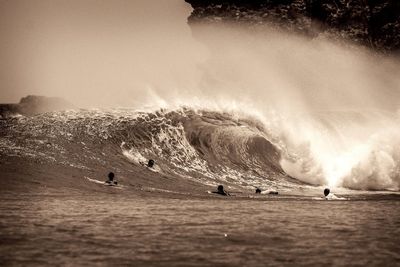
[0,194,398,266]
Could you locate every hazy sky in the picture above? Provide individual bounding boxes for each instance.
[0,0,205,106]
[1,0,399,112]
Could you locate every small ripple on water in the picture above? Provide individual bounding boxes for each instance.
[0,195,399,266]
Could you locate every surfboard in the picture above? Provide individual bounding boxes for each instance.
[84,176,123,189]
[312,195,347,200]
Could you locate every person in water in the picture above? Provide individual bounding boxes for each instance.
[147,159,155,168]
[105,172,118,185]
[212,185,230,196]
[323,187,344,200]
[324,188,330,197]
[254,188,278,194]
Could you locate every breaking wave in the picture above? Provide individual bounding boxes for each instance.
[0,107,399,191]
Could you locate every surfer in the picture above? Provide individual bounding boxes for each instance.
[212,185,230,196]
[139,159,155,168]
[323,188,335,199]
[323,188,345,200]
[105,172,118,185]
[254,188,278,194]
[147,159,155,168]
[324,188,330,197]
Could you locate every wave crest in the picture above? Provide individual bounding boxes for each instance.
[1,108,399,191]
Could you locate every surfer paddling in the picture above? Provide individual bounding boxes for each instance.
[139,159,155,168]
[254,188,278,195]
[323,188,345,200]
[212,185,230,196]
[105,172,118,186]
[324,188,330,198]
[147,159,155,168]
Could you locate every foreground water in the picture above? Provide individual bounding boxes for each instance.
[0,194,399,266]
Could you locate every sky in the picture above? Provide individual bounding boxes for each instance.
[0,0,205,107]
[1,0,399,111]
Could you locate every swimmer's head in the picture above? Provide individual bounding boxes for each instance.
[108,172,115,181]
[217,185,224,192]
[255,188,261,194]
[324,188,330,196]
[148,159,155,168]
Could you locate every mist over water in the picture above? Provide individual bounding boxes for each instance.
[2,3,400,266]
[138,23,400,191]
[1,0,399,190]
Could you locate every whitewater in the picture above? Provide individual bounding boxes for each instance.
[1,107,399,266]
[1,105,399,192]
[1,2,400,265]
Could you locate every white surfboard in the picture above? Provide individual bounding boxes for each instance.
[84,176,123,189]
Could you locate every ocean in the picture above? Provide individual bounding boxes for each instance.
[0,194,399,266]
[0,108,399,266]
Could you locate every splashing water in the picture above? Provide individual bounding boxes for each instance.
[1,18,400,191]
[129,23,400,191]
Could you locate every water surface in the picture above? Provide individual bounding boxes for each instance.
[1,194,398,266]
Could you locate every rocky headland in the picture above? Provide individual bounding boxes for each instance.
[0,95,75,118]
[185,0,400,52]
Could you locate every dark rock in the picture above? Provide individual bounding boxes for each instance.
[0,104,20,118]
[0,95,75,118]
[185,0,400,52]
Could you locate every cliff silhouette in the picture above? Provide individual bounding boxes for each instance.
[0,95,74,118]
[186,0,400,52]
